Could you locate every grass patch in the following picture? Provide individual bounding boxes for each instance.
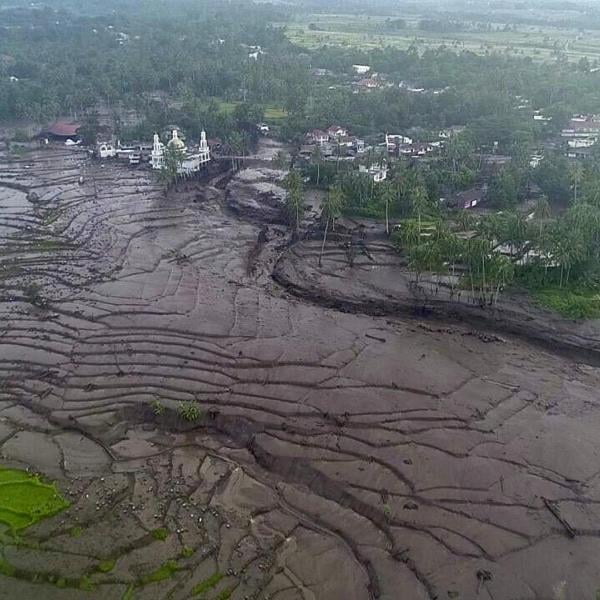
[150,527,169,541]
[78,575,95,591]
[532,286,600,320]
[0,558,16,577]
[96,559,116,573]
[177,400,202,423]
[263,105,288,122]
[122,584,135,600]
[138,560,179,586]
[216,588,234,600]
[192,572,224,596]
[180,546,194,558]
[0,467,69,534]
[69,526,83,538]
[150,398,165,416]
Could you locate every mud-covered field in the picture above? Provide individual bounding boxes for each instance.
[1,145,600,600]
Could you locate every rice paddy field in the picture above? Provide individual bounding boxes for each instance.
[283,13,600,62]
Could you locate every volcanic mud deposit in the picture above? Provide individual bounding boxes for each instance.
[1,147,600,600]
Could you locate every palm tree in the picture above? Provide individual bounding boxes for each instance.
[534,195,551,241]
[312,145,323,186]
[570,163,584,204]
[319,185,344,267]
[412,184,429,237]
[283,169,305,234]
[400,219,421,253]
[488,255,514,305]
[457,209,476,232]
[380,182,395,236]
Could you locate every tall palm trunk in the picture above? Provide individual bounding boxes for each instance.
[319,217,330,267]
[385,198,389,236]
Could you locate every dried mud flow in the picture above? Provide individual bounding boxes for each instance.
[1,147,600,600]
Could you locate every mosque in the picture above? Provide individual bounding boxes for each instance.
[151,129,211,175]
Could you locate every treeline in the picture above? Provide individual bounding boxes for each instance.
[0,2,299,124]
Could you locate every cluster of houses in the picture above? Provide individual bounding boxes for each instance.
[302,125,366,157]
[562,114,599,159]
[299,123,470,183]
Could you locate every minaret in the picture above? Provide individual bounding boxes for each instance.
[151,133,163,170]
[199,130,210,163]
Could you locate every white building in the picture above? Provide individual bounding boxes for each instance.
[97,142,117,159]
[385,133,412,152]
[359,163,388,183]
[530,153,544,168]
[151,129,211,174]
[151,133,165,170]
[352,64,371,75]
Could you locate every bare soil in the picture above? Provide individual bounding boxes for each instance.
[1,145,600,600]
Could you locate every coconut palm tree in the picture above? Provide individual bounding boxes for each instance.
[412,184,429,236]
[312,145,323,186]
[534,195,551,241]
[283,169,305,234]
[570,163,584,204]
[380,181,395,236]
[319,185,344,267]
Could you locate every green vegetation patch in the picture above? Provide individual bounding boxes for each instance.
[177,401,203,422]
[96,559,116,573]
[192,572,224,596]
[122,584,135,600]
[263,105,288,121]
[216,588,234,600]
[0,467,69,533]
[533,287,600,320]
[151,527,169,541]
[138,560,179,586]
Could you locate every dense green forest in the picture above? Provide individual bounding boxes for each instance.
[1,0,600,150]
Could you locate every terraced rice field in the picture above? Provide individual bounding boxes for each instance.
[0,145,600,599]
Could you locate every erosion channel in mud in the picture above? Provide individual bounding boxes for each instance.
[1,144,600,600]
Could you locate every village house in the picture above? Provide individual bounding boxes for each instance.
[43,119,81,142]
[399,81,425,93]
[307,129,329,146]
[311,68,333,77]
[530,153,544,168]
[397,142,435,158]
[561,115,600,139]
[257,123,270,135]
[438,126,466,139]
[447,185,487,210]
[97,142,117,159]
[385,133,413,153]
[359,163,388,183]
[327,125,348,140]
[355,78,379,91]
[352,64,371,75]
[532,110,552,122]
[561,115,600,138]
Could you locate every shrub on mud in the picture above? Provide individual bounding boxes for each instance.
[150,398,165,416]
[177,400,203,422]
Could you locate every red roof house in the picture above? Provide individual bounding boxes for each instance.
[45,120,81,139]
